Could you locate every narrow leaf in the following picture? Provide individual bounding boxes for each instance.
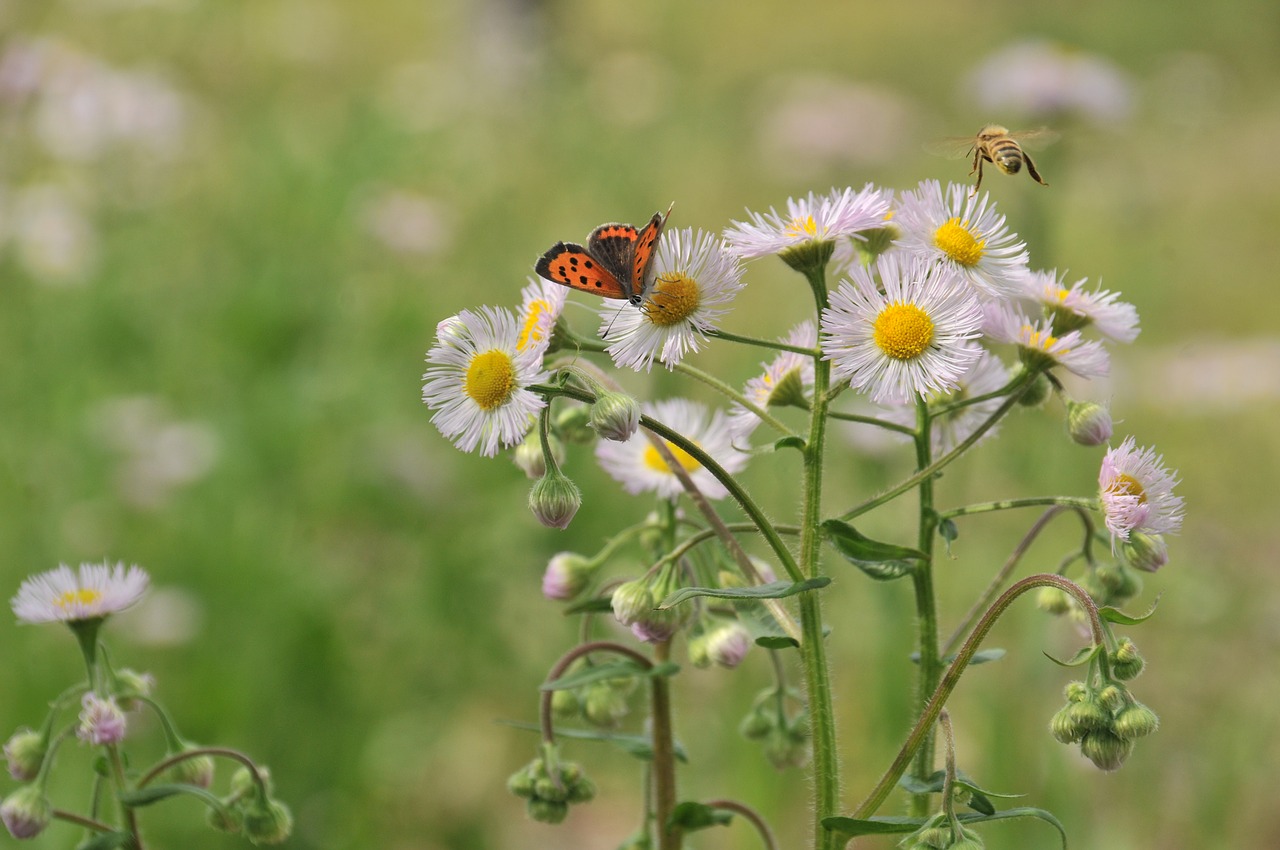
[966,789,996,816]
[822,815,926,836]
[1098,595,1160,625]
[910,648,1006,667]
[562,596,614,615]
[733,599,799,649]
[118,785,189,807]
[659,578,830,609]
[668,801,734,831]
[774,435,807,453]
[1043,644,1102,668]
[821,519,924,580]
[75,832,130,850]
[541,660,679,691]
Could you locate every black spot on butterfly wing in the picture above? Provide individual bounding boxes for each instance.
[585,223,640,288]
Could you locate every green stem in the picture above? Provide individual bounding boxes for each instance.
[660,524,801,569]
[651,640,680,850]
[797,264,839,850]
[937,496,1100,521]
[824,409,917,436]
[851,573,1105,819]
[50,809,116,834]
[108,744,145,849]
[674,362,798,438]
[707,327,819,356]
[137,746,263,790]
[908,398,940,819]
[704,799,780,850]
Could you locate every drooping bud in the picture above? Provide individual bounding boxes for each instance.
[513,430,563,480]
[1120,533,1169,573]
[629,607,680,643]
[1050,703,1082,744]
[240,796,293,845]
[738,708,773,741]
[541,552,596,601]
[1095,563,1142,604]
[703,619,752,668]
[169,748,216,789]
[1110,638,1145,680]
[1079,727,1133,771]
[1035,586,1073,615]
[1113,701,1159,739]
[589,391,641,442]
[0,785,51,839]
[1065,696,1111,735]
[77,692,127,745]
[1014,368,1051,407]
[112,668,156,711]
[527,797,569,824]
[610,580,654,626]
[582,684,630,728]
[528,468,582,530]
[3,729,46,782]
[1067,400,1113,446]
[550,687,580,719]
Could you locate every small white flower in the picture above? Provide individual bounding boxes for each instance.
[729,320,817,439]
[11,562,149,624]
[422,306,549,457]
[724,184,891,260]
[821,253,984,403]
[596,399,747,501]
[967,39,1134,126]
[893,180,1029,298]
[1099,438,1184,544]
[602,228,744,371]
[983,302,1110,378]
[516,276,568,358]
[878,348,1012,454]
[1019,269,1140,342]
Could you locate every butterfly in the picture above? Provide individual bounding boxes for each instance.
[535,205,672,307]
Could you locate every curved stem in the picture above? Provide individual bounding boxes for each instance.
[538,641,653,744]
[51,809,116,834]
[661,524,801,570]
[930,375,1029,418]
[674,362,798,439]
[138,746,265,791]
[705,799,780,850]
[708,328,819,356]
[851,573,1105,819]
[941,506,1094,657]
[825,409,917,437]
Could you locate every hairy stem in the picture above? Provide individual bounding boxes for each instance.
[705,798,780,850]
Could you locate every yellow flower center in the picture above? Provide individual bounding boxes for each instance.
[645,273,701,327]
[517,299,551,352]
[1024,326,1059,351]
[464,349,516,411]
[55,588,101,610]
[786,215,819,239]
[1110,473,1147,502]
[933,218,986,267]
[643,440,702,474]
[873,302,935,361]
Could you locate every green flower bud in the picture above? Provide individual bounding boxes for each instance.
[686,631,712,669]
[507,762,538,799]
[550,687,580,719]
[1,785,51,839]
[527,797,569,824]
[3,729,46,782]
[206,803,243,834]
[1035,586,1073,615]
[241,798,293,845]
[1063,680,1089,703]
[1113,702,1159,739]
[528,468,582,530]
[616,831,652,850]
[1067,400,1113,446]
[169,750,216,789]
[907,825,951,848]
[230,765,273,800]
[738,709,773,741]
[1095,563,1142,603]
[704,619,751,668]
[1097,684,1127,712]
[542,552,597,601]
[514,430,563,480]
[1013,368,1051,407]
[763,726,809,770]
[590,391,641,442]
[778,236,835,277]
[1120,533,1168,573]
[1079,727,1133,772]
[1066,697,1111,733]
[1050,703,1082,744]
[1111,638,1145,681]
[610,580,654,626]
[553,406,594,444]
[583,686,630,728]
[534,776,569,803]
[112,668,155,711]
[566,774,597,804]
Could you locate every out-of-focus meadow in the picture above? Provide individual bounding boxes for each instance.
[2,1,1278,848]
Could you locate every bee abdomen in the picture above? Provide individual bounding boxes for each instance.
[991,140,1024,173]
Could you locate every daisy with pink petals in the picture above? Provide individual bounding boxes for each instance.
[11,562,149,625]
[1099,437,1183,544]
[982,302,1110,379]
[1019,269,1140,342]
[724,184,891,260]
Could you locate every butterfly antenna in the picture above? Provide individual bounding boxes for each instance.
[600,302,628,340]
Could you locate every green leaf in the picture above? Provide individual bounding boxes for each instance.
[1098,595,1160,625]
[561,596,614,615]
[495,720,689,763]
[668,801,734,832]
[1043,644,1102,668]
[76,832,131,850]
[541,660,680,691]
[821,519,924,580]
[118,785,189,807]
[938,518,959,542]
[658,577,830,609]
[823,807,1067,848]
[910,648,1006,667]
[733,598,799,649]
[774,435,807,453]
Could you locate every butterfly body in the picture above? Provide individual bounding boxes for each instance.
[535,207,670,306]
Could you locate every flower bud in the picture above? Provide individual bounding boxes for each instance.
[514,431,563,480]
[507,762,538,799]
[1050,703,1082,744]
[1120,533,1168,573]
[550,688,580,719]
[1095,564,1141,603]
[590,391,640,442]
[1111,638,1144,681]
[112,668,155,711]
[778,237,836,276]
[77,692,127,745]
[528,469,581,530]
[610,580,654,626]
[582,685,630,728]
[3,730,46,782]
[686,631,712,669]
[616,831,652,850]
[1063,681,1089,703]
[1097,684,1127,712]
[206,803,243,834]
[703,619,751,668]
[738,708,773,741]
[630,607,680,643]
[909,825,951,848]
[554,405,595,444]
[1079,727,1133,771]
[566,773,597,804]
[1014,368,1051,407]
[169,750,216,789]
[541,552,596,601]
[229,765,273,801]
[1,785,51,839]
[1113,701,1159,739]
[241,797,293,845]
[534,776,569,803]
[1066,696,1111,734]
[763,725,809,770]
[527,797,569,824]
[1067,400,1113,446]
[1035,586,1072,616]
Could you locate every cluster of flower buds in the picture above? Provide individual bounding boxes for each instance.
[1036,559,1143,619]
[506,745,597,824]
[1050,675,1158,771]
[903,813,985,849]
[610,573,692,644]
[738,690,810,770]
[206,766,293,844]
[550,660,638,729]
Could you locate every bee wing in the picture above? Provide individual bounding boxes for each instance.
[1008,127,1061,150]
[923,135,978,160]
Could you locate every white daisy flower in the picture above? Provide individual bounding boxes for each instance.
[422,306,549,457]
[983,302,1110,379]
[821,253,984,404]
[894,180,1029,298]
[596,399,748,501]
[728,320,817,439]
[11,562,149,624]
[602,228,745,372]
[1018,269,1140,343]
[516,276,568,358]
[724,184,892,260]
[878,348,1012,454]
[1099,437,1183,544]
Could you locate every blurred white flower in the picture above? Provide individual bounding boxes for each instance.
[967,39,1134,125]
[12,183,98,285]
[358,188,452,257]
[117,585,205,646]
[89,396,220,510]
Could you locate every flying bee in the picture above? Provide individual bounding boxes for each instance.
[927,125,1060,195]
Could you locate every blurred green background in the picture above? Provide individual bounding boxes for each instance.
[1,1,1277,848]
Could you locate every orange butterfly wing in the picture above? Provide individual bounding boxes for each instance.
[631,207,670,295]
[535,242,630,300]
